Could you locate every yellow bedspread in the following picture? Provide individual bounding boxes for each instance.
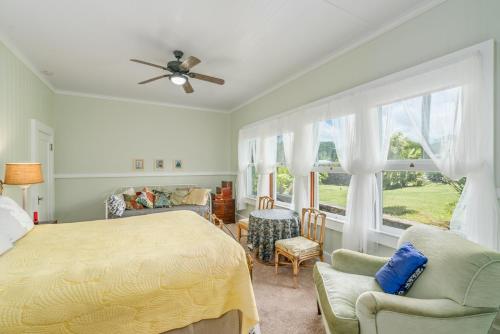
[0,211,258,334]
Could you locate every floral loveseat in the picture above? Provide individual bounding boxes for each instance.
[105,185,211,219]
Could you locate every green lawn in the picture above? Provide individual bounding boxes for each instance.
[319,183,460,228]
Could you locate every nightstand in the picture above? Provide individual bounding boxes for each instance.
[36,220,58,225]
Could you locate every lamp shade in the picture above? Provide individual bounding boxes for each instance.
[4,163,44,185]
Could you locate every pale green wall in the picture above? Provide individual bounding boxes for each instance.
[53,94,234,222]
[0,40,54,205]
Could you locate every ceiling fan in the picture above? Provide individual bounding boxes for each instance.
[130,50,225,94]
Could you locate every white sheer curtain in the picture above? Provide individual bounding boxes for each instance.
[282,116,320,212]
[236,136,250,210]
[255,136,277,207]
[330,98,392,252]
[402,55,498,250]
[236,43,495,250]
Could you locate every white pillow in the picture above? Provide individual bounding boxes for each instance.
[122,187,136,196]
[0,233,13,255]
[0,196,34,242]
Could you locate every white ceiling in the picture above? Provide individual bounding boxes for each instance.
[0,0,440,112]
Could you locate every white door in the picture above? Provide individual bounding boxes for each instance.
[30,120,54,221]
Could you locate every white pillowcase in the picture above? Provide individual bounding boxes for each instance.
[0,233,13,255]
[122,187,136,196]
[0,196,34,242]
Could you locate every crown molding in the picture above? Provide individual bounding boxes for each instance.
[229,0,448,113]
[55,171,238,179]
[54,90,230,113]
[0,32,55,92]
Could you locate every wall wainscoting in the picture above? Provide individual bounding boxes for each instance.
[54,171,238,179]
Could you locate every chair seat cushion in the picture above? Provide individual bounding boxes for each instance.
[313,262,381,334]
[237,219,249,228]
[275,236,320,257]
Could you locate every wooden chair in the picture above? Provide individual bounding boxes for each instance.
[213,213,255,281]
[211,213,224,229]
[246,253,254,281]
[274,208,326,288]
[236,196,275,241]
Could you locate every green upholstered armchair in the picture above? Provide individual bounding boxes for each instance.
[313,225,500,334]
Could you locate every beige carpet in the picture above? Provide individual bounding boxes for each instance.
[225,224,326,334]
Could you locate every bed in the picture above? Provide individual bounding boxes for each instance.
[0,210,259,334]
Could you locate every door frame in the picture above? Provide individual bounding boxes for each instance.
[30,119,55,220]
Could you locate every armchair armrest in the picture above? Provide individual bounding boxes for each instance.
[331,249,388,276]
[357,291,494,318]
[356,291,498,334]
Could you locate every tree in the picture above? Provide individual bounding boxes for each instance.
[276,166,293,195]
[383,132,426,190]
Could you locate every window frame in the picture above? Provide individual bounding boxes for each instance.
[378,85,451,234]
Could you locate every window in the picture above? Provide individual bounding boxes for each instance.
[382,171,463,229]
[246,165,257,197]
[314,119,349,218]
[275,166,293,204]
[318,172,351,216]
[246,139,258,198]
[274,135,293,205]
[379,87,464,231]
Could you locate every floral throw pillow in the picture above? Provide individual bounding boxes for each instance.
[108,194,126,216]
[136,192,154,209]
[123,194,144,210]
[153,190,172,208]
[171,188,191,205]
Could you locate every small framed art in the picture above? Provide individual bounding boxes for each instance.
[133,159,144,171]
[173,159,183,170]
[154,159,165,171]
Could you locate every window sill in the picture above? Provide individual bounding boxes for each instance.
[242,197,400,249]
[325,216,400,249]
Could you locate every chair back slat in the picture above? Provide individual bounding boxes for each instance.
[258,196,275,210]
[211,214,224,229]
[313,214,318,242]
[301,208,326,244]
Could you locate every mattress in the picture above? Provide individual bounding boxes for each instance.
[0,211,258,334]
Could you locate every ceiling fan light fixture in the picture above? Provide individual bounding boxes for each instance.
[170,73,187,86]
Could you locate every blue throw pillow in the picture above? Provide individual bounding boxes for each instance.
[375,242,428,295]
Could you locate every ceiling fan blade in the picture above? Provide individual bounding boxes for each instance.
[179,56,201,71]
[130,59,168,71]
[189,73,225,85]
[138,74,169,84]
[183,81,194,93]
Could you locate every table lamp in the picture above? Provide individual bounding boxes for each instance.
[2,163,44,210]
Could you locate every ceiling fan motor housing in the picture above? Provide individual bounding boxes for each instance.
[167,60,188,74]
[173,50,184,60]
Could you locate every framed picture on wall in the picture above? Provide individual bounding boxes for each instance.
[173,159,183,170]
[133,159,144,171]
[154,159,165,171]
